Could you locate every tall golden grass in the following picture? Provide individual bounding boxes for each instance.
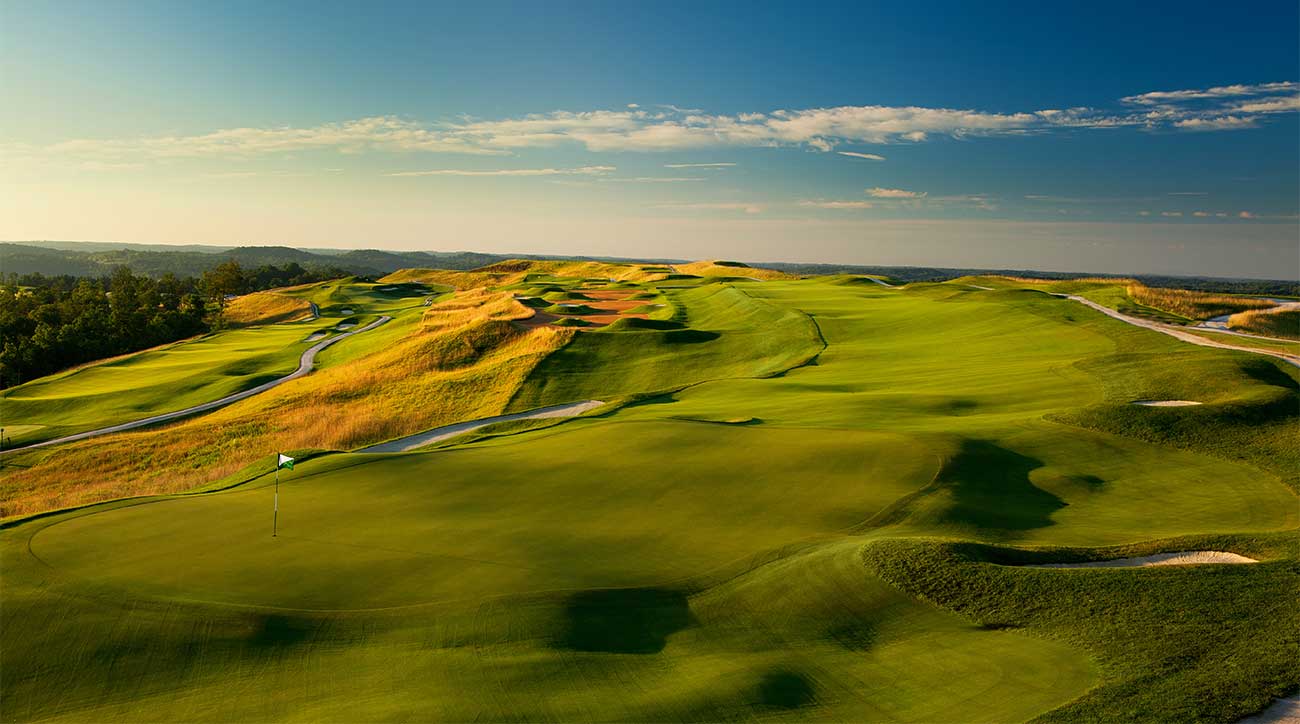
[224,291,313,326]
[673,261,795,280]
[1,289,574,518]
[1125,283,1273,320]
[1227,308,1300,340]
[381,258,774,289]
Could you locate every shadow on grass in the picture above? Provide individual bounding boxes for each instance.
[246,614,316,648]
[554,587,695,654]
[937,439,1065,533]
[757,669,817,709]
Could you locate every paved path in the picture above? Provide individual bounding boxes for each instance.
[1058,294,1300,368]
[358,400,604,453]
[2,316,392,455]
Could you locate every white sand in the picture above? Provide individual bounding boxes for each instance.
[1027,551,1257,569]
[339,308,355,315]
[1238,695,1300,724]
[1131,400,1203,407]
[304,332,327,342]
[336,322,356,330]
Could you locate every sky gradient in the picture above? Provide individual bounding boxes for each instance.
[2,1,1297,278]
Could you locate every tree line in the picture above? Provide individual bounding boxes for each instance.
[0,261,355,388]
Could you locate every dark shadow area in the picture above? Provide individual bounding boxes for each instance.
[246,614,316,648]
[1239,359,1300,391]
[756,669,817,709]
[936,440,1065,532]
[553,587,694,654]
[827,620,876,651]
[663,329,721,344]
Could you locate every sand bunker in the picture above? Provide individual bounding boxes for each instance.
[1027,551,1257,569]
[304,332,328,342]
[1238,695,1300,724]
[339,308,355,315]
[1131,400,1203,407]
[336,322,357,330]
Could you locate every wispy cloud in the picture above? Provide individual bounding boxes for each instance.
[867,187,926,199]
[1120,81,1299,105]
[654,202,763,214]
[1161,211,1183,217]
[662,162,736,168]
[1168,191,1208,196]
[1173,116,1257,131]
[8,80,1296,163]
[799,200,874,209]
[619,176,707,183]
[836,151,886,161]
[386,165,615,177]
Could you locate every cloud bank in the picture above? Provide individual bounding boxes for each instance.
[6,81,1295,163]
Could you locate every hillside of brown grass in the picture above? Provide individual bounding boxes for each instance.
[1228,307,1300,340]
[224,291,313,326]
[1126,283,1272,320]
[1,289,574,518]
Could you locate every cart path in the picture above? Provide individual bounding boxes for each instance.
[1058,294,1300,368]
[357,400,605,453]
[2,316,392,455]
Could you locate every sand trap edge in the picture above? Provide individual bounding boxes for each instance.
[1026,551,1258,569]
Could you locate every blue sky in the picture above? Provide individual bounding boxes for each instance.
[2,1,1297,277]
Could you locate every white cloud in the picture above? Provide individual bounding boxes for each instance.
[1239,211,1256,219]
[620,176,707,183]
[1192,211,1209,217]
[1161,211,1183,217]
[1138,211,1151,216]
[9,79,1296,164]
[662,162,736,168]
[867,187,926,199]
[799,200,874,209]
[655,202,763,214]
[1121,81,1299,105]
[1173,116,1257,131]
[386,165,615,177]
[836,151,886,161]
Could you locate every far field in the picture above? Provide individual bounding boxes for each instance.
[1,263,1297,722]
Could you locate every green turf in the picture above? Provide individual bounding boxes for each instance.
[3,274,1297,721]
[0,280,436,446]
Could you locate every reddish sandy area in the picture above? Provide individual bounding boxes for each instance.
[515,288,655,329]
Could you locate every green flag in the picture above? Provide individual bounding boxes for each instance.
[277,453,294,470]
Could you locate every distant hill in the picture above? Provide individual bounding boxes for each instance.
[0,241,683,280]
[3,241,1296,296]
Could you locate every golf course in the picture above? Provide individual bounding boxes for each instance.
[2,262,1297,722]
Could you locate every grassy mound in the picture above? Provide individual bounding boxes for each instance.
[863,536,1300,723]
[223,291,313,326]
[542,303,601,315]
[1230,308,1300,339]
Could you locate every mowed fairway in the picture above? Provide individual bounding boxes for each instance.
[0,280,433,447]
[3,275,1298,721]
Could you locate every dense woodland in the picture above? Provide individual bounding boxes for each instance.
[0,261,350,388]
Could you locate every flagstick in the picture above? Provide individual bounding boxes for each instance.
[273,464,279,537]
